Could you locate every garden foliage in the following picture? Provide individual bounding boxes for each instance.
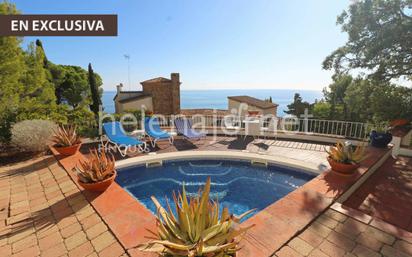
[0,1,103,144]
[287,0,412,124]
[11,120,57,152]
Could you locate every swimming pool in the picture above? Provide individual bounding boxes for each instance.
[116,159,315,221]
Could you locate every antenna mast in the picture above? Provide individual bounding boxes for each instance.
[124,54,131,90]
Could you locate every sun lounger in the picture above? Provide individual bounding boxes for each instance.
[174,117,206,140]
[144,117,174,147]
[102,121,149,157]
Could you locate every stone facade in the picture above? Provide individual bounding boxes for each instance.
[141,73,180,115]
[113,73,181,115]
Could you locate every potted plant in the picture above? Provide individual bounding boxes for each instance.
[137,178,255,256]
[390,119,410,128]
[145,110,154,117]
[326,141,366,175]
[52,125,82,156]
[369,122,392,148]
[73,148,116,192]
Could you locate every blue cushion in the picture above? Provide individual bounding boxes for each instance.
[144,117,171,139]
[103,122,144,146]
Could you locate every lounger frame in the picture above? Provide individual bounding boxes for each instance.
[100,135,149,157]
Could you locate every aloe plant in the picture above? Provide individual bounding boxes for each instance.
[326,141,366,164]
[73,148,115,183]
[137,178,255,257]
[52,125,81,147]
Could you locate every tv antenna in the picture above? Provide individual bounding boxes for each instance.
[124,54,131,90]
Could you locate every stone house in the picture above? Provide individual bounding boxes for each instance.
[114,73,181,115]
[227,95,278,116]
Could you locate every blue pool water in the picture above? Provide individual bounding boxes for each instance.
[116,159,315,220]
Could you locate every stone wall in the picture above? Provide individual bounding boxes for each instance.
[141,73,180,115]
[171,73,180,114]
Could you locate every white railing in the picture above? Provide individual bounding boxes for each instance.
[154,115,369,140]
[289,118,369,140]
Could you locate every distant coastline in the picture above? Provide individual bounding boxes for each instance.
[103,89,323,116]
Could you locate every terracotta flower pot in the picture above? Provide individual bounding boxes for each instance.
[390,119,409,127]
[78,170,117,192]
[327,157,359,175]
[247,111,260,116]
[54,143,82,156]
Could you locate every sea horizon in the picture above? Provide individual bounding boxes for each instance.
[103,89,323,116]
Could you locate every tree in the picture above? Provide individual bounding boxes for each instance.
[314,76,412,123]
[344,78,412,122]
[48,63,66,104]
[0,2,105,144]
[284,93,312,116]
[88,63,102,120]
[323,74,352,120]
[0,1,25,142]
[17,42,59,121]
[313,101,332,119]
[323,0,412,81]
[35,39,48,68]
[57,65,90,108]
[34,39,69,104]
[54,65,103,109]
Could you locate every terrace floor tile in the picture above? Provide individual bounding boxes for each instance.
[1,136,404,257]
[345,156,412,233]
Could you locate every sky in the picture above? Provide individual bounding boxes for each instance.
[14,0,351,91]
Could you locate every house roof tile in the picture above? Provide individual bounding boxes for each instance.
[141,77,171,84]
[113,91,151,103]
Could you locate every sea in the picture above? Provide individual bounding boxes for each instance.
[102,89,323,117]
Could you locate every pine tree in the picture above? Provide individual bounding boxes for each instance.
[35,39,48,68]
[17,42,58,121]
[0,1,26,142]
[88,63,102,120]
[284,93,312,116]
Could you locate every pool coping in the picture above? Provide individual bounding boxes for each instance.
[50,146,391,257]
[115,150,325,175]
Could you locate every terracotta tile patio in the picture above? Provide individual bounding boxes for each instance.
[0,156,127,257]
[1,136,409,257]
[345,156,412,233]
[275,205,412,257]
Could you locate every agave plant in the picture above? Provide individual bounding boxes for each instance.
[73,148,115,183]
[137,178,255,257]
[52,125,81,147]
[326,141,366,164]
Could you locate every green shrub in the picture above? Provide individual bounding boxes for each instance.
[101,109,143,133]
[0,105,68,144]
[11,119,57,152]
[0,112,16,144]
[65,107,98,138]
[123,109,142,121]
[123,109,143,131]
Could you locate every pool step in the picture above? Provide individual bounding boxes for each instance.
[251,159,268,167]
[146,160,163,168]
